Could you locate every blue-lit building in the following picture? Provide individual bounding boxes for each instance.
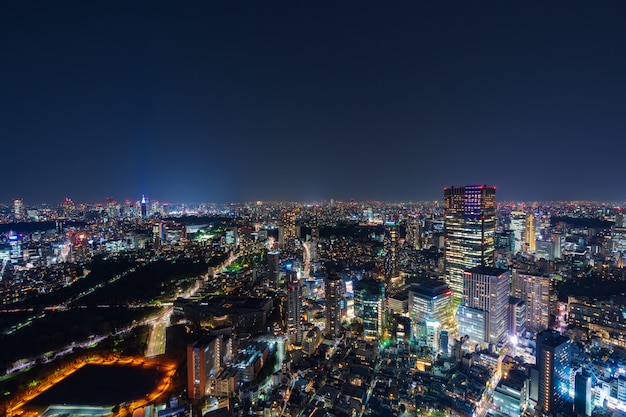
[456,305,486,346]
[354,277,385,342]
[574,371,592,417]
[408,280,452,349]
[140,195,147,218]
[537,329,571,415]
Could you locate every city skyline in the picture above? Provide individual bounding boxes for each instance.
[3,2,626,203]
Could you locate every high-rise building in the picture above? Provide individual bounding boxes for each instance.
[536,329,571,415]
[286,277,303,346]
[406,215,422,250]
[267,251,280,287]
[510,211,526,253]
[574,371,592,417]
[354,277,385,342]
[12,198,24,221]
[461,266,510,346]
[456,305,487,345]
[512,270,552,332]
[444,185,496,298]
[324,273,342,339]
[526,212,537,252]
[187,336,223,399]
[408,280,452,349]
[383,222,399,282]
[283,209,297,243]
[141,195,147,218]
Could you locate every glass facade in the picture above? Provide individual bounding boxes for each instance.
[444,185,496,298]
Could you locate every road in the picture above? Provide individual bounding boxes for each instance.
[146,309,170,357]
[145,249,243,358]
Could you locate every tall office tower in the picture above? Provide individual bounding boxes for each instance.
[526,212,537,252]
[511,270,552,332]
[283,209,297,246]
[536,329,571,415]
[408,280,452,349]
[574,371,592,417]
[63,197,75,218]
[187,336,223,399]
[406,216,422,250]
[460,266,510,346]
[150,200,161,216]
[444,185,496,298]
[354,277,385,342]
[286,278,303,346]
[383,222,399,281]
[551,232,564,259]
[140,195,147,218]
[510,211,526,253]
[267,251,280,287]
[12,198,24,221]
[324,273,342,339]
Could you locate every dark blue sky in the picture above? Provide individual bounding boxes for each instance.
[2,1,626,204]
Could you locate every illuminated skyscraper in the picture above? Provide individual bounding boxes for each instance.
[444,185,496,298]
[409,280,452,349]
[12,198,24,221]
[286,275,303,346]
[141,195,147,218]
[510,211,526,253]
[267,251,280,287]
[525,212,536,252]
[283,209,297,247]
[512,270,552,332]
[187,336,223,399]
[354,277,385,342]
[324,273,342,339]
[536,329,571,415]
[383,222,399,282]
[460,266,510,346]
[406,215,422,250]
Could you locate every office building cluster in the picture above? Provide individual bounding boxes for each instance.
[2,191,626,417]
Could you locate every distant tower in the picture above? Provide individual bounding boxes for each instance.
[283,209,297,248]
[406,216,422,250]
[354,277,385,342]
[267,251,280,287]
[459,266,510,346]
[525,212,537,252]
[141,195,147,218]
[536,329,571,415]
[510,211,526,253]
[444,185,496,298]
[12,198,24,221]
[383,222,399,283]
[324,273,342,339]
[63,197,75,218]
[286,275,303,346]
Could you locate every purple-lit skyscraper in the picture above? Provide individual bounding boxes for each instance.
[444,185,496,298]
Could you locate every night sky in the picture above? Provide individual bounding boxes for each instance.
[3,1,626,204]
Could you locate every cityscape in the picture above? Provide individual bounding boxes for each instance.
[3,2,626,417]
[1,191,626,417]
